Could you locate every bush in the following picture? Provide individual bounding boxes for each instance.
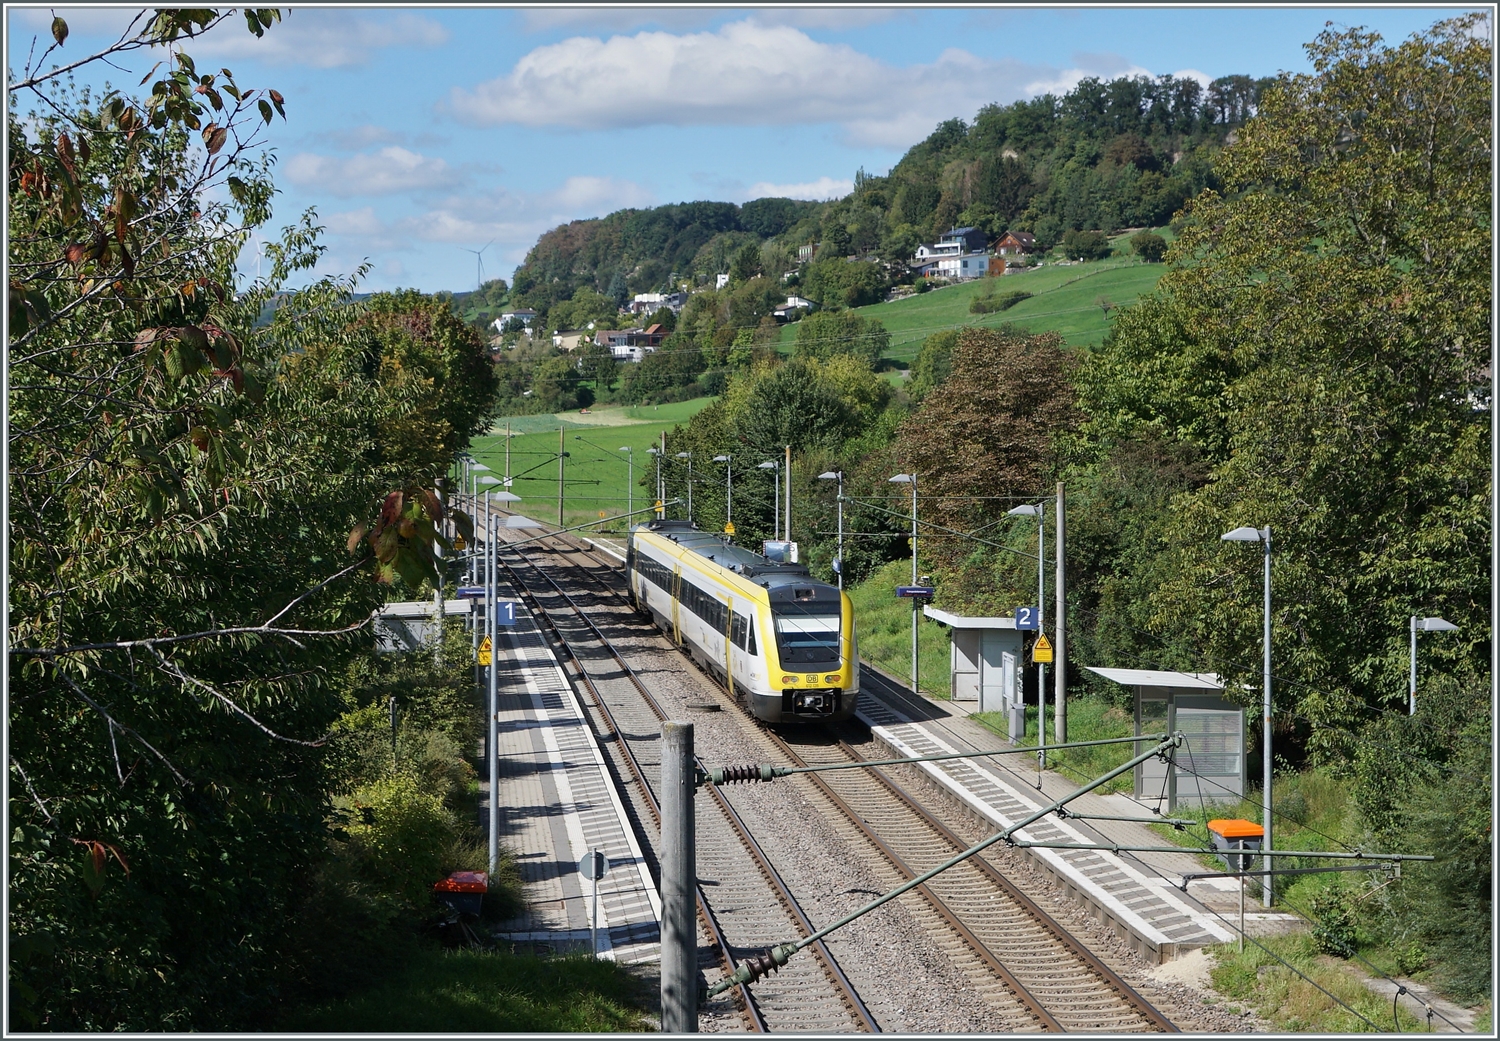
[1061,228,1112,261]
[344,773,464,909]
[1309,887,1358,958]
[1131,230,1168,262]
[970,289,1032,314]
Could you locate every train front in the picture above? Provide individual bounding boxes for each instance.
[763,579,859,722]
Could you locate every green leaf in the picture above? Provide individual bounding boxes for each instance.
[51,16,68,46]
[257,98,273,124]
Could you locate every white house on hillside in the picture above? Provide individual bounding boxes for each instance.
[629,291,687,315]
[493,308,538,333]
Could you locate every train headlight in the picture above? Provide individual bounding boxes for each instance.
[824,674,841,684]
[781,675,797,685]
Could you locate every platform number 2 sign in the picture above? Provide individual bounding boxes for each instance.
[1015,606,1039,630]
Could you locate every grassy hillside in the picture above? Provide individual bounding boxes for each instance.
[779,229,1170,366]
[848,559,954,697]
[469,398,715,531]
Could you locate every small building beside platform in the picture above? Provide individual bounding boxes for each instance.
[373,598,473,652]
[1084,668,1246,810]
[923,607,1025,732]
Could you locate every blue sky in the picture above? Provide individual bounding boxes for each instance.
[7,5,1480,294]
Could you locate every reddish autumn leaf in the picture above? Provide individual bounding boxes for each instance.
[416,488,443,523]
[375,490,404,536]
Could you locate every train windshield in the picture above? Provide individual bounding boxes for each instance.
[772,605,841,664]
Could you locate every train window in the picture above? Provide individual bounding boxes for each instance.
[773,614,840,664]
[730,611,757,654]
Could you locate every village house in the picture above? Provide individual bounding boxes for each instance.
[773,295,818,320]
[592,324,667,363]
[910,226,992,281]
[628,291,687,315]
[492,308,538,334]
[995,231,1038,256]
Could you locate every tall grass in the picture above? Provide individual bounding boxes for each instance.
[1209,934,1423,1033]
[278,949,653,1032]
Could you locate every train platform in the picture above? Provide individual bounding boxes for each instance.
[483,589,662,963]
[857,668,1305,964]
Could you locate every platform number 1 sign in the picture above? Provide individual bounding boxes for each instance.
[1015,606,1039,631]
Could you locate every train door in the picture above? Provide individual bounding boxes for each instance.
[670,567,681,645]
[723,597,734,698]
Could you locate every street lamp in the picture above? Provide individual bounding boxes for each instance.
[675,451,693,523]
[713,455,733,534]
[818,471,844,589]
[1410,616,1458,715]
[1222,523,1272,908]
[757,461,779,540]
[647,447,664,518]
[469,461,491,500]
[890,474,918,695]
[619,447,633,525]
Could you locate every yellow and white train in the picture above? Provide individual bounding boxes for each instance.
[625,519,859,723]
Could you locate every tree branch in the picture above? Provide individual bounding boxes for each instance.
[147,646,329,747]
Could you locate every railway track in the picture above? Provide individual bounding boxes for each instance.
[768,728,1178,1032]
[492,532,877,1033]
[497,526,1179,1032]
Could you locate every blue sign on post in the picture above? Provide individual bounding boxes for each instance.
[456,586,486,599]
[896,586,936,598]
[497,601,516,626]
[1015,606,1040,630]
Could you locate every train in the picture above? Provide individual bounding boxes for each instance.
[625,519,859,723]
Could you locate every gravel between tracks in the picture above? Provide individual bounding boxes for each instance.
[548,543,1265,1032]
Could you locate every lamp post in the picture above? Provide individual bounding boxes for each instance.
[1409,616,1458,715]
[757,460,779,540]
[889,473,918,695]
[713,455,733,534]
[818,471,844,589]
[1009,502,1046,764]
[647,447,663,518]
[1222,524,1272,908]
[675,451,693,523]
[619,447,633,526]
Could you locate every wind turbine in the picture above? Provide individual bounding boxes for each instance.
[460,240,494,293]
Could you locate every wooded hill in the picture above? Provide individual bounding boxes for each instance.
[508,71,1276,328]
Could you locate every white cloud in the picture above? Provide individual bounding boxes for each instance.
[1172,68,1215,91]
[447,19,1060,148]
[192,9,448,68]
[318,176,656,272]
[283,147,462,197]
[745,176,853,202]
[324,207,385,237]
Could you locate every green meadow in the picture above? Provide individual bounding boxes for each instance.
[467,398,715,532]
[778,228,1171,367]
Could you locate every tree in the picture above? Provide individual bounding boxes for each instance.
[1083,15,1491,750]
[7,12,493,1028]
[895,327,1080,540]
[793,309,890,369]
[577,339,619,390]
[1130,230,1167,261]
[1061,228,1112,260]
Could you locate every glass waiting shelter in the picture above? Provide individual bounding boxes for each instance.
[1084,668,1246,810]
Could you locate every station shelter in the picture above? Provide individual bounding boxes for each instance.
[373,599,474,653]
[1084,668,1246,810]
[923,607,1028,738]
